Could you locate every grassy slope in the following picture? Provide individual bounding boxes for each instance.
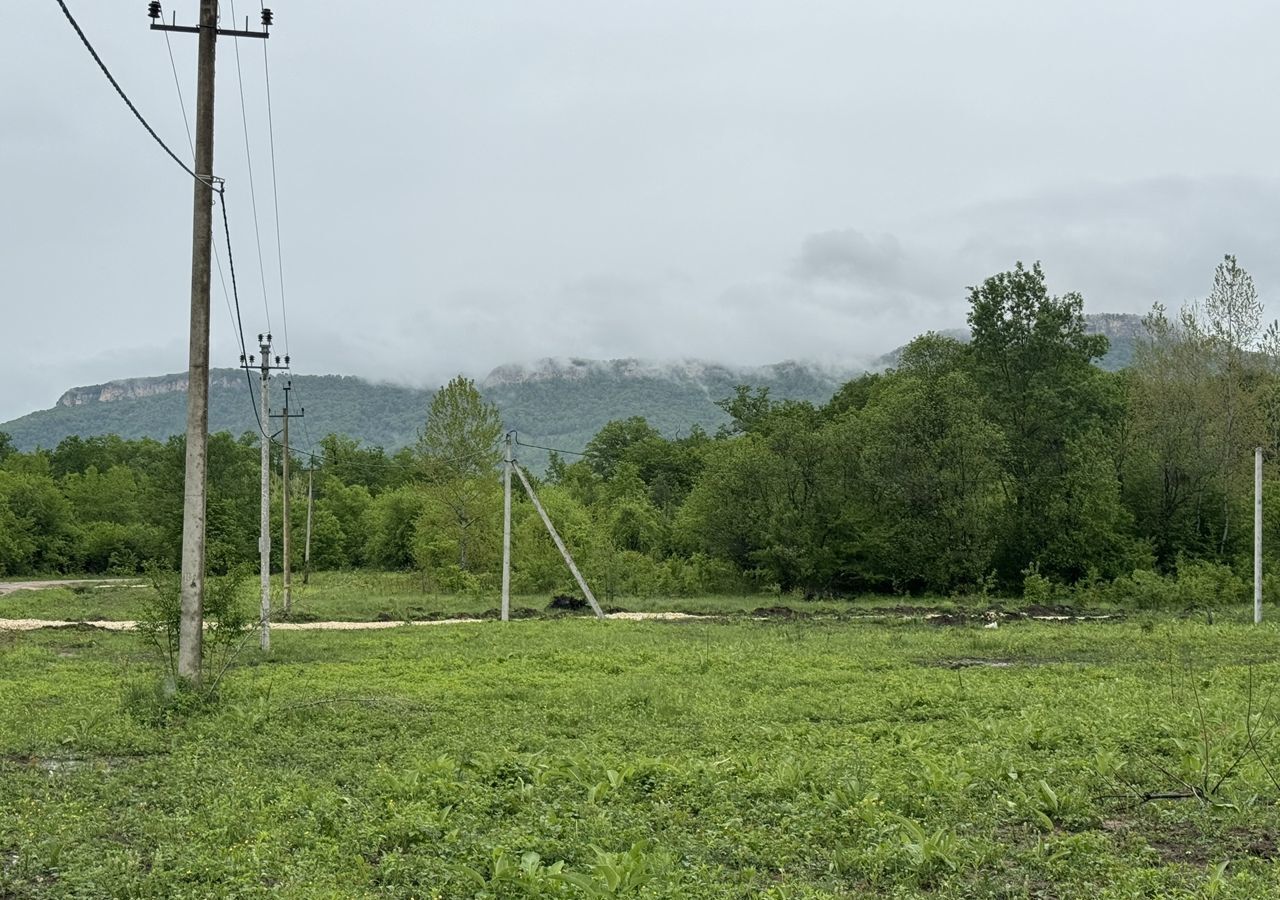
[3,617,1280,897]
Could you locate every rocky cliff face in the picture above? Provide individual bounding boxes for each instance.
[1084,313,1147,340]
[56,370,243,407]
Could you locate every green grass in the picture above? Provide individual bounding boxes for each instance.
[3,616,1280,897]
[0,570,1128,624]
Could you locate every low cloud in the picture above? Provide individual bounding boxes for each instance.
[791,230,905,287]
[7,175,1280,422]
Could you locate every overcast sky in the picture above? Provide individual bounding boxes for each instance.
[4,1,1280,420]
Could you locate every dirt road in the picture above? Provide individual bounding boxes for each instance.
[0,611,705,632]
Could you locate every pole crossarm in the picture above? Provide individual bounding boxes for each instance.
[151,23,269,39]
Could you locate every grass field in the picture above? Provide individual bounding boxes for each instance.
[0,570,1129,624]
[4,610,1280,897]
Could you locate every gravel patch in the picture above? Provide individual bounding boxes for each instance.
[0,612,705,632]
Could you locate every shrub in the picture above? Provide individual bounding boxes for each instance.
[1021,565,1055,606]
[135,563,253,699]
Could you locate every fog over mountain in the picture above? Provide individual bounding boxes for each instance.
[0,314,1145,455]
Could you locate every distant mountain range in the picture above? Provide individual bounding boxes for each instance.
[0,314,1145,454]
[0,359,855,456]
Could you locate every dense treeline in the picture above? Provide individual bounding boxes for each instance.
[2,258,1278,601]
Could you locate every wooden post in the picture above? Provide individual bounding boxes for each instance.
[501,433,512,621]
[512,461,603,619]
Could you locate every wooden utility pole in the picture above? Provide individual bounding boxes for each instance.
[512,461,604,619]
[303,468,314,585]
[272,381,304,615]
[501,432,513,621]
[1256,446,1263,625]
[151,0,273,681]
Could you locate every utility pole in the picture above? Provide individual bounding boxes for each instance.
[501,432,513,621]
[151,0,272,682]
[303,467,314,585]
[241,333,287,651]
[271,380,303,615]
[1256,446,1263,625]
[512,461,604,619]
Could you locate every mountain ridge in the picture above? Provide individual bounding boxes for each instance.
[3,358,850,455]
[3,314,1144,454]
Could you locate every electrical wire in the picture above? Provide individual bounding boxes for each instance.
[226,0,273,334]
[217,188,270,441]
[513,436,588,458]
[55,0,499,481]
[54,0,263,442]
[162,28,239,380]
[52,0,213,188]
[261,38,290,358]
[294,440,502,476]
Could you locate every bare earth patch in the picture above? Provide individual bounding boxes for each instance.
[0,579,140,597]
[0,611,706,632]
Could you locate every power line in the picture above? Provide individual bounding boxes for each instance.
[226,0,273,334]
[262,37,290,357]
[52,0,212,187]
[162,28,239,380]
[295,440,503,476]
[513,436,588,458]
[284,378,318,451]
[216,188,269,441]
[56,0,262,444]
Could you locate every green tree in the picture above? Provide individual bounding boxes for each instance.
[678,402,862,593]
[584,417,661,479]
[0,469,80,573]
[415,376,504,573]
[363,485,427,570]
[1126,256,1278,566]
[417,376,503,481]
[966,261,1131,580]
[316,475,373,566]
[857,334,1006,590]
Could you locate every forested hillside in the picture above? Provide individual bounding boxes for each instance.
[0,360,851,454]
[0,262,1273,603]
[0,316,1139,454]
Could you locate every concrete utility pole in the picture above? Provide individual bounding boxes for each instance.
[241,333,287,651]
[501,432,513,621]
[512,461,604,619]
[1256,446,1263,625]
[173,0,217,682]
[258,338,271,649]
[303,468,314,585]
[271,381,304,615]
[151,0,272,682]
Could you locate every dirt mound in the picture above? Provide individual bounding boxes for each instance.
[548,595,588,611]
[752,606,807,619]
